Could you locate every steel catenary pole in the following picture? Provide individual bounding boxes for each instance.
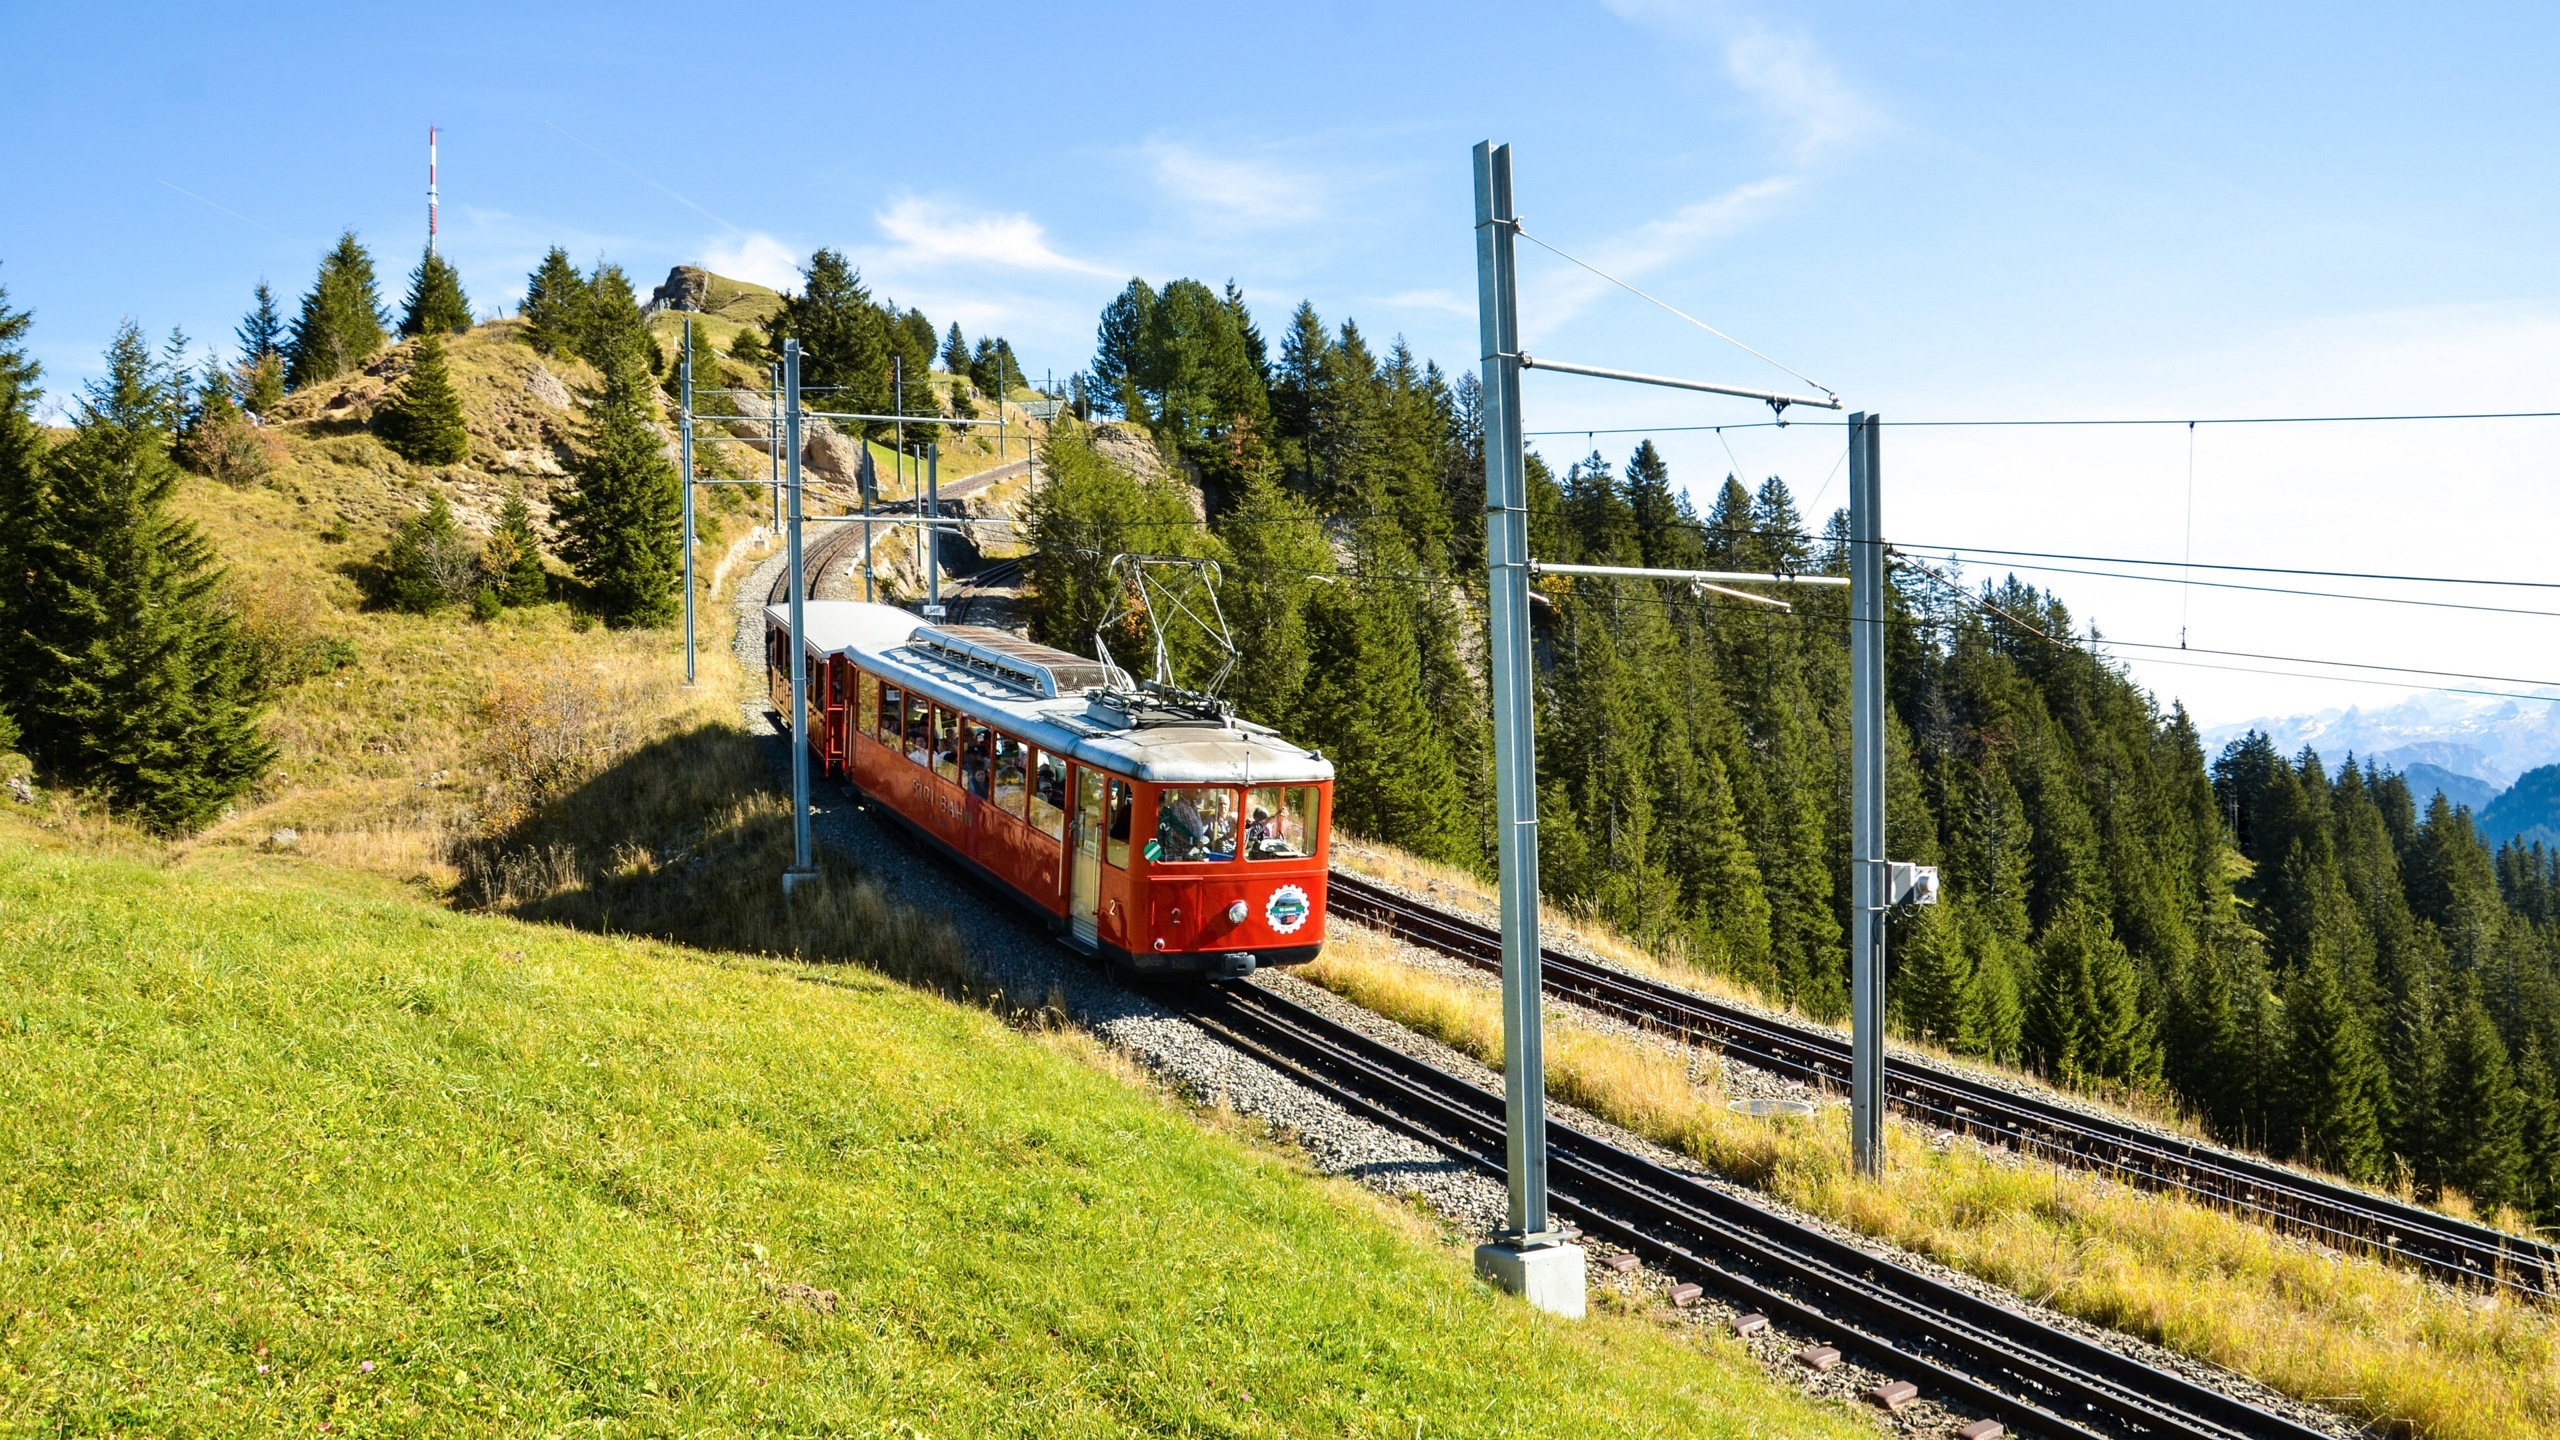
[680,316,696,686]
[1849,411,1886,1175]
[785,339,815,890]
[1473,143,1571,1299]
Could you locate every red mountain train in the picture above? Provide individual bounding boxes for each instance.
[766,600,1334,977]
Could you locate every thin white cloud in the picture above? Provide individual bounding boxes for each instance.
[1596,3,1880,159]
[873,196,1109,276]
[1380,288,1475,317]
[1145,142,1326,226]
[1515,7,1871,339]
[1721,26,1880,162]
[699,231,801,290]
[1521,176,1799,339]
[1593,175,1800,278]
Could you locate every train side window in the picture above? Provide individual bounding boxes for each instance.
[962,722,992,799]
[1027,749,1067,838]
[1105,779,1133,868]
[1245,786,1321,860]
[903,692,932,765]
[857,672,879,737]
[933,706,962,785]
[992,734,1028,817]
[1151,787,1239,863]
[879,685,904,749]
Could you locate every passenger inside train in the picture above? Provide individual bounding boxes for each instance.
[1153,788,1240,863]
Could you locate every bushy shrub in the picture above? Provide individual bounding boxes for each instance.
[176,417,273,486]
[373,492,480,614]
[226,573,358,690]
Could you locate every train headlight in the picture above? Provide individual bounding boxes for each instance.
[1227,901,1248,925]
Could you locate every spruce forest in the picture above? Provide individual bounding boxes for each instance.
[1031,275,2560,1222]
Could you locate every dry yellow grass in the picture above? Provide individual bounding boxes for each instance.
[1332,839,2229,1141]
[1303,931,2560,1440]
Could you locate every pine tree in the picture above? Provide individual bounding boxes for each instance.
[239,351,284,417]
[373,333,470,465]
[2024,902,2152,1084]
[883,305,941,445]
[1021,424,1217,656]
[2434,988,2526,1209]
[2165,914,2282,1145]
[375,492,478,614]
[284,231,388,389]
[482,489,549,607]
[519,248,588,358]
[769,250,891,424]
[1214,471,1330,727]
[175,357,268,486]
[555,344,680,627]
[579,264,649,372]
[235,281,285,366]
[2511,1039,2560,1223]
[399,248,473,336]
[1090,284,1152,419]
[12,322,273,830]
[1294,536,1467,864]
[2281,949,2393,1182]
[942,321,971,375]
[0,277,44,734]
[188,357,239,431]
[1895,901,1976,1048]
[676,318,724,401]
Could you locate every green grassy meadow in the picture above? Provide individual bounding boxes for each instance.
[0,836,1870,1439]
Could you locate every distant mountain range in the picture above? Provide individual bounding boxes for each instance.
[2481,767,2560,851]
[2398,762,2500,814]
[2199,689,2560,850]
[2200,688,2560,788]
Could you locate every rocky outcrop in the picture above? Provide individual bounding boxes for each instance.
[717,388,868,503]
[650,265,711,314]
[1087,422,1170,483]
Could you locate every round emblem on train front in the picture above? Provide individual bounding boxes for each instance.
[1266,884,1311,934]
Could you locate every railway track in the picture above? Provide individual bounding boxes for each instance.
[948,556,1022,627]
[1325,869,2560,1301]
[767,513,1021,621]
[1185,981,2330,1440]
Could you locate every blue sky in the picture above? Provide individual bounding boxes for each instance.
[7,1,2560,730]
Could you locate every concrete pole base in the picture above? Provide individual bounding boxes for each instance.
[1474,1242,1586,1319]
[781,868,820,896]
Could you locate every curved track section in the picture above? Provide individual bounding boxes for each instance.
[1187,982,2329,1440]
[1325,869,2557,1301]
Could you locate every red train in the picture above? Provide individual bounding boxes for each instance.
[766,600,1334,977]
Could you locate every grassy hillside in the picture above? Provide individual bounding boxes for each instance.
[0,832,1870,1439]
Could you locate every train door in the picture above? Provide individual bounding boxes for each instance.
[1070,768,1105,945]
[822,658,848,773]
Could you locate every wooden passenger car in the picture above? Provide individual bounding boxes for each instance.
[766,601,1334,978]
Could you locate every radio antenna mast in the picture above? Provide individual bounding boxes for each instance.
[426,126,440,255]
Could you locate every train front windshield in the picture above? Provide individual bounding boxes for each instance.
[1152,787,1239,862]
[1245,785,1320,860]
[1148,785,1322,864]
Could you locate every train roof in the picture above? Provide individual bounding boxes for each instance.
[769,600,1334,786]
